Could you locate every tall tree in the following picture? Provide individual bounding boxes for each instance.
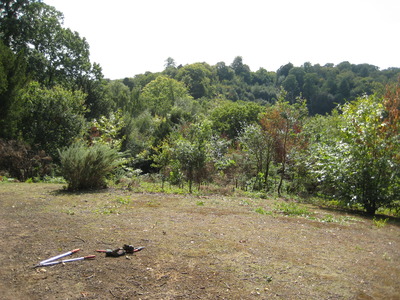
[176,62,215,99]
[18,81,87,158]
[140,75,192,116]
[260,96,308,195]
[1,1,103,89]
[0,40,28,138]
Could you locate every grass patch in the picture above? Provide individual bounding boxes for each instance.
[255,207,272,215]
[273,202,312,217]
[373,217,389,228]
[115,196,131,205]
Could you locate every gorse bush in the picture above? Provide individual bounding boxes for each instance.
[59,142,124,190]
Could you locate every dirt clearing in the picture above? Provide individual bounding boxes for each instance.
[0,183,399,299]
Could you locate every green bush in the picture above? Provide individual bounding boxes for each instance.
[59,143,124,190]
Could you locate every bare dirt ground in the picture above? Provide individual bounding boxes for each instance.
[0,183,399,300]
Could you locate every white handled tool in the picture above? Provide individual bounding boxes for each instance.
[39,248,80,265]
[39,255,96,266]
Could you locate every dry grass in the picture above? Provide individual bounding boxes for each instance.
[0,183,399,299]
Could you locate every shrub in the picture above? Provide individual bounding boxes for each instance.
[59,142,124,190]
[0,139,53,181]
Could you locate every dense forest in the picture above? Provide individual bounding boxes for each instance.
[1,0,399,215]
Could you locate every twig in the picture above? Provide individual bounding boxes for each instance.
[74,236,86,243]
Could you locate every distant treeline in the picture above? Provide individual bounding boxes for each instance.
[121,57,400,115]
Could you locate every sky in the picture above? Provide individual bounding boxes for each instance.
[45,0,400,79]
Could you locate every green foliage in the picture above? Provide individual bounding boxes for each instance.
[311,92,400,214]
[273,202,311,217]
[59,142,125,190]
[2,49,29,137]
[176,62,215,99]
[255,207,272,215]
[19,82,87,158]
[115,196,131,205]
[0,40,29,138]
[372,217,389,228]
[88,110,126,150]
[141,76,192,116]
[239,124,274,191]
[1,1,98,89]
[171,136,206,193]
[210,100,264,139]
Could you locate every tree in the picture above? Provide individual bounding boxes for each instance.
[169,121,210,193]
[140,75,192,116]
[281,74,300,103]
[215,61,234,81]
[163,57,177,77]
[260,95,308,195]
[230,56,251,83]
[1,1,102,90]
[176,62,215,99]
[210,100,264,139]
[18,81,87,158]
[105,81,131,113]
[311,91,400,214]
[0,0,31,47]
[239,124,274,191]
[0,40,28,138]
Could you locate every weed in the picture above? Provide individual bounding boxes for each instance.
[320,214,335,222]
[255,207,272,215]
[115,196,131,205]
[382,252,392,261]
[264,275,273,283]
[94,207,119,215]
[274,202,311,217]
[373,217,389,228]
[196,201,205,206]
[146,200,161,207]
[64,209,75,215]
[318,214,359,224]
[240,200,250,206]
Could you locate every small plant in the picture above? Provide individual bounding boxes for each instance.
[65,209,75,215]
[146,200,161,207]
[240,200,250,206]
[264,275,273,283]
[196,201,205,206]
[255,207,272,215]
[273,202,311,217]
[115,196,131,205]
[320,214,335,223]
[373,217,389,228]
[94,207,118,215]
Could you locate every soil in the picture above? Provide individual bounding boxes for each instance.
[0,183,399,299]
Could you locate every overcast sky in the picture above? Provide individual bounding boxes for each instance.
[45,0,400,79]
